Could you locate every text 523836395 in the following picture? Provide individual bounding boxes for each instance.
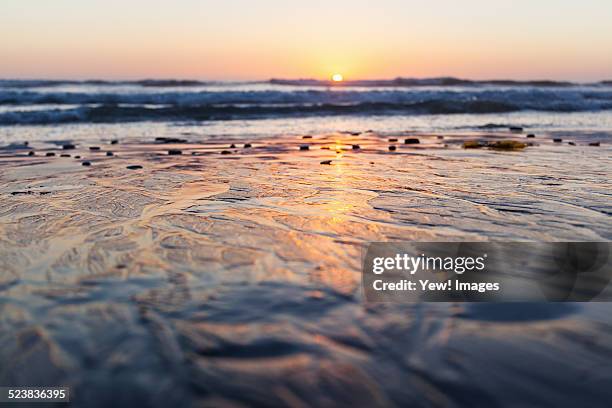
[0,387,70,403]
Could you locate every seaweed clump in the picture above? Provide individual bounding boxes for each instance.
[488,140,527,150]
[463,140,485,149]
[463,140,527,150]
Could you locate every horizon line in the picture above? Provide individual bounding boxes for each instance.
[1,76,611,85]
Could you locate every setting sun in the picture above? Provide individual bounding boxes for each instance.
[332,73,344,82]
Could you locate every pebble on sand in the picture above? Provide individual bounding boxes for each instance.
[302,135,312,139]
[509,127,524,132]
[404,138,420,144]
[60,154,71,157]
[28,151,35,156]
[62,144,76,150]
[437,136,444,139]
[82,161,91,166]
[300,145,309,151]
[244,143,252,148]
[89,146,101,151]
[74,155,81,159]
[155,137,187,144]
[568,142,576,146]
[320,160,332,165]
[352,144,361,149]
[106,151,114,156]
[230,144,236,148]
[589,142,600,146]
[168,149,182,155]
[527,134,536,138]
[388,145,397,151]
[126,165,143,170]
[388,138,398,142]
[110,139,119,144]
[221,150,232,155]
[46,152,56,157]
[553,138,562,143]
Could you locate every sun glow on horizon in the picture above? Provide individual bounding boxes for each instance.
[0,1,610,81]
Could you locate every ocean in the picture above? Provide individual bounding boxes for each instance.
[1,78,612,144]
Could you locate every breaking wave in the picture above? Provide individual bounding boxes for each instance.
[1,80,611,124]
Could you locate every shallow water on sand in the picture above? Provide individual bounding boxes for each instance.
[0,130,611,407]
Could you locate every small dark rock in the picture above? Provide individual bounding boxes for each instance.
[553,138,562,143]
[27,151,35,156]
[388,138,398,142]
[81,161,91,166]
[24,141,29,146]
[404,138,420,144]
[89,146,101,151]
[526,134,535,138]
[221,150,232,155]
[388,145,397,151]
[589,142,600,146]
[74,155,81,159]
[302,135,312,139]
[352,144,360,149]
[126,165,143,170]
[300,145,309,151]
[230,144,236,148]
[110,139,118,144]
[320,160,332,165]
[46,152,56,157]
[168,149,182,155]
[106,151,114,156]
[155,137,187,144]
[244,143,252,148]
[321,146,330,150]
[437,136,444,139]
[509,127,524,132]
[60,154,71,157]
[62,144,76,150]
[568,142,576,146]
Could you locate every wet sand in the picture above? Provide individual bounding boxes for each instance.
[0,130,611,406]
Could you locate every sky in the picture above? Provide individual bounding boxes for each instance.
[1,0,611,81]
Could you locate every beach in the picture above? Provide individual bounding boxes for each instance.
[2,0,612,404]
[1,122,611,405]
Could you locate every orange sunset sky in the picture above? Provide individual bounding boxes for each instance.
[1,0,611,81]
